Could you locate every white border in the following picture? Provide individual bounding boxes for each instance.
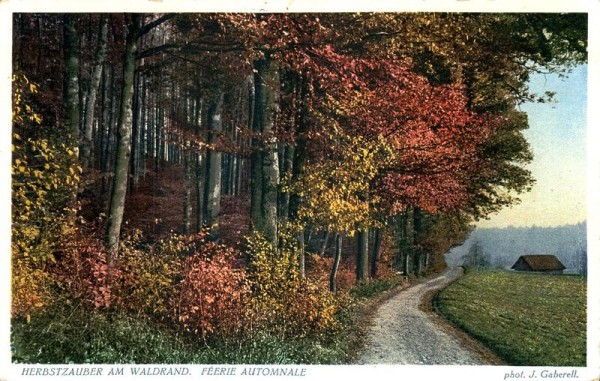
[0,1,598,381]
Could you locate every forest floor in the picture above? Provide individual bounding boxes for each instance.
[357,267,504,365]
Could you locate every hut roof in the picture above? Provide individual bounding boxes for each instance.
[511,255,566,271]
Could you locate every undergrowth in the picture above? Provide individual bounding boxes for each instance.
[11,301,353,364]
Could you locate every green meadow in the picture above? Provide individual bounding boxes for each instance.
[435,269,586,366]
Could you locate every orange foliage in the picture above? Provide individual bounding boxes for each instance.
[53,232,117,309]
[175,251,250,341]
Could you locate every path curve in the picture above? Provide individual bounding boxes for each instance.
[358,267,489,365]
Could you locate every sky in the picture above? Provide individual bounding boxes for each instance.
[477,65,588,228]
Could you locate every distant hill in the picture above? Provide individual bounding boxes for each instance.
[445,222,587,274]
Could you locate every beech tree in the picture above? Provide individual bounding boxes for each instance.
[106,13,174,256]
[12,12,587,293]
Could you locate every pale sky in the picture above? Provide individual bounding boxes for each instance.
[477,65,588,228]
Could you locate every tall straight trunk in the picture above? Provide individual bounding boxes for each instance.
[249,74,262,233]
[129,71,141,191]
[252,58,280,245]
[404,207,415,276]
[279,144,294,220]
[195,153,206,231]
[156,108,164,170]
[287,74,309,272]
[138,76,147,181]
[320,231,330,256]
[194,153,205,227]
[183,147,193,235]
[194,97,205,232]
[101,65,116,193]
[131,74,147,186]
[204,91,224,231]
[230,154,238,196]
[356,229,369,283]
[370,227,383,279]
[81,15,108,170]
[406,207,415,245]
[96,63,106,170]
[298,230,305,278]
[63,14,80,211]
[106,14,139,256]
[147,93,154,160]
[330,234,342,292]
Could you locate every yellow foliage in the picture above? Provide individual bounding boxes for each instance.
[283,133,392,235]
[245,229,342,338]
[11,243,53,318]
[11,73,80,317]
[113,231,182,318]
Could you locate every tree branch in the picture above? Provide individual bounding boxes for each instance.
[139,13,176,37]
[136,43,180,60]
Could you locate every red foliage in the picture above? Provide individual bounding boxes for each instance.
[174,248,250,340]
[296,46,497,214]
[53,232,118,309]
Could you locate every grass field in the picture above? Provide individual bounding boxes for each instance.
[435,269,586,366]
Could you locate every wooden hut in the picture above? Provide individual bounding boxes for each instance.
[511,255,566,274]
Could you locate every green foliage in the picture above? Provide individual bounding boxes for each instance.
[11,303,349,364]
[187,332,348,364]
[12,303,193,364]
[436,269,586,366]
[349,275,405,299]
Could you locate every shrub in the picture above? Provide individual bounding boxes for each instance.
[11,252,53,319]
[52,230,116,309]
[245,231,342,339]
[11,73,80,318]
[172,233,250,342]
[349,275,405,299]
[113,231,181,319]
[305,254,354,292]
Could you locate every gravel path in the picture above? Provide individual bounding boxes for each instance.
[358,267,490,365]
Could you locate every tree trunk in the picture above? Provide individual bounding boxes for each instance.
[298,230,305,278]
[404,251,411,277]
[64,14,80,148]
[252,58,280,245]
[288,74,309,273]
[138,76,147,181]
[63,14,80,214]
[129,71,141,191]
[279,144,294,221]
[370,227,382,279]
[81,15,108,170]
[204,91,224,232]
[106,14,139,256]
[320,231,330,256]
[249,73,263,233]
[101,65,116,194]
[356,229,369,283]
[330,234,342,292]
[195,153,206,231]
[183,147,193,235]
[405,207,415,276]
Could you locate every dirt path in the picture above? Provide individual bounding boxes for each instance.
[357,267,494,365]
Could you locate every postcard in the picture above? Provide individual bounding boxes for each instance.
[1,1,598,381]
